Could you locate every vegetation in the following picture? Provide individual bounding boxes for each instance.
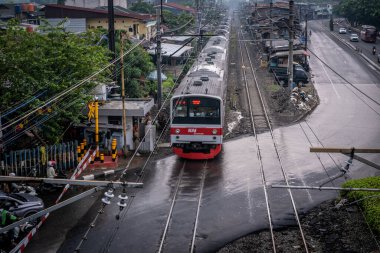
[0,20,111,145]
[162,10,194,30]
[0,16,158,148]
[129,1,155,14]
[334,0,380,28]
[116,36,154,98]
[341,177,380,233]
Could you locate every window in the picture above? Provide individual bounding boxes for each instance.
[173,99,188,118]
[129,27,133,33]
[108,116,122,125]
[172,97,221,124]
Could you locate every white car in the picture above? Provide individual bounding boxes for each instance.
[350,34,359,42]
[339,28,347,34]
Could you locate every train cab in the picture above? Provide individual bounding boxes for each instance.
[170,95,223,159]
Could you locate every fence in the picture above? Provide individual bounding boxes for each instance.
[0,141,78,177]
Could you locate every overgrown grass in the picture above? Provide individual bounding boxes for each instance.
[266,84,281,93]
[341,177,380,233]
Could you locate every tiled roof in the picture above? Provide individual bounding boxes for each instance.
[44,4,154,21]
[161,2,195,13]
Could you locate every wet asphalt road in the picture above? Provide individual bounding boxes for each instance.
[27,20,380,253]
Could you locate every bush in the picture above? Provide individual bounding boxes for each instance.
[341,177,380,233]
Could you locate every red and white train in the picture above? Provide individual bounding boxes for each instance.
[170,20,230,159]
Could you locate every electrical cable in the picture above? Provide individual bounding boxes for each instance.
[1,40,146,132]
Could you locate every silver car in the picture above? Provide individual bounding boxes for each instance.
[0,191,44,218]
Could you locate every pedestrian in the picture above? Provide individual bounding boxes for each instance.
[46,161,57,179]
[309,30,312,37]
[372,46,376,55]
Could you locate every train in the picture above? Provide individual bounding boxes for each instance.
[170,18,230,160]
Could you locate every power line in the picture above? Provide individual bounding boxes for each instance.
[1,40,146,132]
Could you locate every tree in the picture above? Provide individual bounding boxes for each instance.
[162,10,194,30]
[116,36,154,98]
[334,0,380,28]
[0,20,111,145]
[129,1,155,14]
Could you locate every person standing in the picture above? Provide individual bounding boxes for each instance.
[46,161,57,179]
[372,46,376,55]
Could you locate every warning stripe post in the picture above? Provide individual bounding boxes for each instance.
[11,149,97,253]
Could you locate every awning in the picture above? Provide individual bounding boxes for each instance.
[147,43,193,58]
[148,70,167,81]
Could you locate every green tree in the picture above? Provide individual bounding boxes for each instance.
[334,0,380,28]
[129,1,155,14]
[162,10,194,30]
[116,36,154,98]
[0,20,111,145]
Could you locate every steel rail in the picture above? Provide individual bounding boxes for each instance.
[240,21,310,252]
[272,185,380,192]
[190,161,207,253]
[157,162,186,253]
[236,17,276,252]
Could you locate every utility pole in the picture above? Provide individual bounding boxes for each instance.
[288,0,294,89]
[269,0,273,52]
[120,33,127,154]
[304,13,308,62]
[108,0,116,59]
[156,0,162,108]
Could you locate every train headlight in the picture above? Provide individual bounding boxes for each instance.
[175,129,180,134]
[212,129,218,135]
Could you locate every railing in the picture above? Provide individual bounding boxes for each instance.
[0,141,78,177]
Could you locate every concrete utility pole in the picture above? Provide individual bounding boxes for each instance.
[156,0,162,108]
[269,0,273,50]
[120,33,127,154]
[288,0,294,89]
[304,13,308,62]
[108,0,116,59]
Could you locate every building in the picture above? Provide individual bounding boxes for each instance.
[44,4,156,40]
[81,85,156,152]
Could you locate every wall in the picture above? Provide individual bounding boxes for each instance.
[87,17,151,39]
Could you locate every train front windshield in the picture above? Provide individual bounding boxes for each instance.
[172,97,221,125]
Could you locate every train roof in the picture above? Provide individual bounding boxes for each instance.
[173,75,223,98]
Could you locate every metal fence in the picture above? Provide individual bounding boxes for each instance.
[0,141,78,177]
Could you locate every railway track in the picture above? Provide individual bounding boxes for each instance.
[235,11,309,253]
[157,160,207,253]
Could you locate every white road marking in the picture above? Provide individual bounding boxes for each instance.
[367,64,376,71]
[318,59,341,99]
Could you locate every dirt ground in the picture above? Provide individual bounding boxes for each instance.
[218,199,380,253]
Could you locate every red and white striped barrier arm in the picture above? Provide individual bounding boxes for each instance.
[11,149,97,253]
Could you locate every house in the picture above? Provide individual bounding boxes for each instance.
[82,84,156,152]
[44,4,156,40]
[64,0,128,9]
[0,3,42,24]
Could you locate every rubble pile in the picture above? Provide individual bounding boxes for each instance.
[290,86,316,111]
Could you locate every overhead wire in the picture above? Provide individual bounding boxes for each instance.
[1,40,146,132]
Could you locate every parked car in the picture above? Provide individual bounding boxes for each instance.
[339,28,347,34]
[0,191,44,218]
[350,33,359,42]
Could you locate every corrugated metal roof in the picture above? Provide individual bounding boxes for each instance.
[147,43,193,57]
